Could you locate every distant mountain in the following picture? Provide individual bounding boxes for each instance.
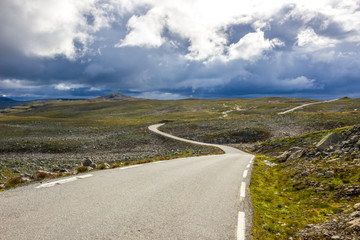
[0,96,16,102]
[90,93,141,102]
[0,97,26,109]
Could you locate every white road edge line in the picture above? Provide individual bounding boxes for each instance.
[237,211,246,240]
[246,164,250,169]
[243,170,248,178]
[240,181,246,199]
[120,165,141,170]
[152,161,166,164]
[36,174,93,188]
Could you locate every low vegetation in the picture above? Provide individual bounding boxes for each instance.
[1,94,360,238]
[251,125,360,239]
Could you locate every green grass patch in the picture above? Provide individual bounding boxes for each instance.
[250,155,358,239]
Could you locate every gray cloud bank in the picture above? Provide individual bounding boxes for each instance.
[0,0,359,100]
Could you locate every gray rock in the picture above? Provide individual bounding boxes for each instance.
[350,135,359,143]
[289,149,305,160]
[348,218,360,229]
[356,140,360,149]
[350,211,360,218]
[301,172,310,176]
[354,203,360,210]
[277,151,290,162]
[316,132,342,151]
[325,171,334,177]
[317,173,324,178]
[305,224,314,228]
[82,158,94,167]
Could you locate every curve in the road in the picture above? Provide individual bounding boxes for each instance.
[149,123,241,154]
[149,123,254,240]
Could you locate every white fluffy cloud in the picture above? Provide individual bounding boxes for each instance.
[296,28,339,51]
[227,30,284,61]
[114,0,360,62]
[280,76,320,91]
[0,0,113,59]
[2,0,359,61]
[54,83,87,91]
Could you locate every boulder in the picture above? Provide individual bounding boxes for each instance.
[348,218,360,229]
[350,211,360,218]
[277,151,290,162]
[356,140,360,149]
[354,203,360,210]
[289,149,305,160]
[316,132,342,151]
[82,158,94,167]
[324,171,334,177]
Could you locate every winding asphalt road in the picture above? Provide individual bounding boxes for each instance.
[0,124,254,240]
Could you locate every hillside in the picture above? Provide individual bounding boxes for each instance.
[0,95,359,238]
[250,125,360,239]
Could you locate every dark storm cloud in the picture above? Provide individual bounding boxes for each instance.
[0,0,359,100]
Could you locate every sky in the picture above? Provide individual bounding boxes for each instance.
[0,0,359,100]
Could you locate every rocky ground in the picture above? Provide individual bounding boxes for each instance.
[253,125,360,239]
[297,203,360,240]
[0,132,221,189]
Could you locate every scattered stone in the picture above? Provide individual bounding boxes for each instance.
[348,218,360,229]
[325,171,334,177]
[331,236,340,239]
[350,211,360,218]
[317,173,324,178]
[289,149,305,160]
[277,151,290,162]
[301,171,310,176]
[356,140,360,149]
[315,187,325,192]
[0,184,4,189]
[82,158,94,167]
[354,203,360,210]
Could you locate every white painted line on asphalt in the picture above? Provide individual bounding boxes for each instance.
[152,161,166,164]
[243,170,248,178]
[36,174,93,188]
[120,165,141,170]
[249,155,255,164]
[246,164,250,169]
[237,211,246,240]
[77,174,93,179]
[240,182,246,199]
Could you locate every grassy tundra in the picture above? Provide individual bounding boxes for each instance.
[1,95,360,239]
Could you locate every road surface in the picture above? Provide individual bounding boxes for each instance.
[0,124,254,240]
